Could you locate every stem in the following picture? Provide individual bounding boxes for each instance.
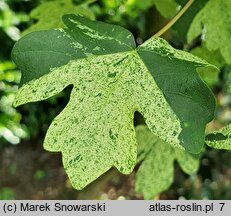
[153,0,194,38]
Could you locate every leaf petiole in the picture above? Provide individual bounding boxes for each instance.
[153,0,194,38]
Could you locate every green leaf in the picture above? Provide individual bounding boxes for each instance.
[12,14,215,189]
[190,45,224,85]
[206,125,231,150]
[188,0,231,65]
[190,45,225,69]
[135,125,199,199]
[137,37,215,153]
[153,0,179,18]
[22,0,95,35]
[125,0,179,18]
[173,0,209,43]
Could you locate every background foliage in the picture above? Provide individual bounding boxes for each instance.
[0,0,230,199]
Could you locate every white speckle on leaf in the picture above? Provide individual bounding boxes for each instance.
[93,46,101,51]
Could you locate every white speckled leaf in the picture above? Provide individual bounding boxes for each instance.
[12,14,215,189]
[137,37,215,153]
[14,51,183,189]
[206,124,231,150]
[135,125,199,199]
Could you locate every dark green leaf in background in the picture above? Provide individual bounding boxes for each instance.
[188,0,231,65]
[173,0,209,43]
[125,0,180,18]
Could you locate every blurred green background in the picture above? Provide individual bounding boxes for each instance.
[0,0,230,199]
